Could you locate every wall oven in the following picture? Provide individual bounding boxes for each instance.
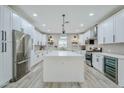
[104,56,118,84]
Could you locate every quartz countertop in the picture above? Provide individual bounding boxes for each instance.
[92,52,124,59]
[44,51,82,56]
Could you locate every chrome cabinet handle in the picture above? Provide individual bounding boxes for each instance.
[5,31,6,41]
[5,42,7,52]
[2,30,4,40]
[2,42,4,52]
[113,34,115,42]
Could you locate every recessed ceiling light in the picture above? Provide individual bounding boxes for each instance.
[89,13,94,16]
[33,13,37,17]
[80,24,84,27]
[42,24,46,27]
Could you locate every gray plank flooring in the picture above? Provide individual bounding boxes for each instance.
[5,61,119,88]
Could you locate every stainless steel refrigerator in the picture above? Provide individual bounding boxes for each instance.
[12,30,31,81]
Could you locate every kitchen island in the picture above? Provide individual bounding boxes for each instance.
[43,51,84,82]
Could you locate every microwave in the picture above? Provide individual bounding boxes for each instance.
[85,39,95,44]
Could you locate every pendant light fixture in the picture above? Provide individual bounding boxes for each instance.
[62,14,69,34]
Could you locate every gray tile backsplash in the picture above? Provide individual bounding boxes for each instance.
[102,43,124,55]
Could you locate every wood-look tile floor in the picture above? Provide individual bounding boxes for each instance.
[5,61,119,88]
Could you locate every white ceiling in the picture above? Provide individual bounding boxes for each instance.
[11,5,122,34]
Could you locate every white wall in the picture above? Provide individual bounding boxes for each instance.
[47,34,80,50]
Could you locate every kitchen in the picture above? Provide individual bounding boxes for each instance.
[1,5,124,88]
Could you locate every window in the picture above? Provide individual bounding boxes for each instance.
[58,35,67,48]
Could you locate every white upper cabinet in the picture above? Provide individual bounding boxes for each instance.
[0,6,12,42]
[79,33,87,45]
[0,6,3,42]
[98,16,114,44]
[115,9,124,43]
[21,18,28,32]
[98,9,124,44]
[102,16,114,44]
[79,34,84,45]
[3,6,12,42]
[85,31,90,40]
[79,31,93,45]
[42,34,47,45]
[98,23,104,44]
[12,13,22,31]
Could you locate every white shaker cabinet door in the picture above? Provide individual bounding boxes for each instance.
[3,6,12,42]
[103,16,114,44]
[92,53,104,73]
[115,9,124,43]
[2,42,12,85]
[0,6,4,42]
[6,42,12,81]
[92,54,99,70]
[12,13,22,31]
[98,24,104,44]
[0,43,4,87]
[97,55,104,73]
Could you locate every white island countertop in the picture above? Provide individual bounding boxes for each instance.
[44,51,82,56]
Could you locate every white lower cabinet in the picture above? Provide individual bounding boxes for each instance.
[92,52,124,87]
[92,53,104,73]
[81,50,86,61]
[0,42,12,87]
[118,58,124,86]
[0,44,3,86]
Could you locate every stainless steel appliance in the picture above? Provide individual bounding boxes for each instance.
[12,30,31,81]
[104,56,118,84]
[85,39,95,45]
[85,48,102,67]
[85,51,93,67]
